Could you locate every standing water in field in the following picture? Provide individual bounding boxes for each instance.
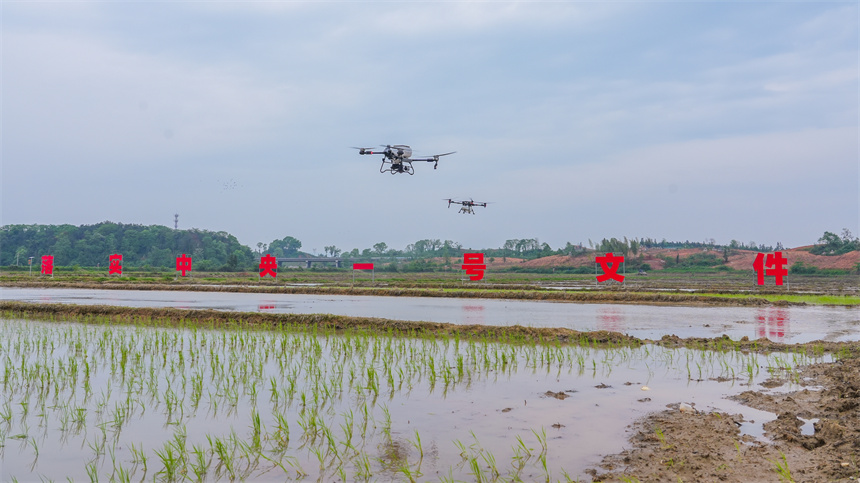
[0,318,833,481]
[2,287,859,342]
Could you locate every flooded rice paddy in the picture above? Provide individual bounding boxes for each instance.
[0,316,835,481]
[1,287,858,343]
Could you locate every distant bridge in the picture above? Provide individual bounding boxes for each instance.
[276,257,344,268]
[276,257,407,269]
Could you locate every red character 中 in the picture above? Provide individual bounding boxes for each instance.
[41,255,54,275]
[462,253,486,281]
[595,252,625,283]
[753,251,787,286]
[109,254,123,275]
[176,254,192,277]
[259,254,277,278]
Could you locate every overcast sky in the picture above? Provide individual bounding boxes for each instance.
[2,1,858,254]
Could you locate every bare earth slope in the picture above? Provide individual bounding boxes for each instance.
[515,248,859,271]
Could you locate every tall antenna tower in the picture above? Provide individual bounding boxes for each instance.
[174,214,179,230]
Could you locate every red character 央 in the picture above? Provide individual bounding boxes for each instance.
[753,251,787,286]
[462,253,487,281]
[176,254,192,277]
[259,254,277,278]
[109,254,123,275]
[595,252,625,283]
[41,255,54,275]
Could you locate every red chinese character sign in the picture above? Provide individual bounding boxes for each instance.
[753,251,787,286]
[176,254,192,277]
[595,252,625,283]
[352,262,374,284]
[259,255,277,278]
[41,255,54,276]
[109,254,123,275]
[462,253,486,281]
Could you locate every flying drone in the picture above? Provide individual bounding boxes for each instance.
[353,145,455,175]
[446,198,489,215]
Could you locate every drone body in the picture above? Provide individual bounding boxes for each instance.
[446,198,489,215]
[353,145,455,175]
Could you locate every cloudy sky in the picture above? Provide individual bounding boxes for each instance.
[2,1,857,254]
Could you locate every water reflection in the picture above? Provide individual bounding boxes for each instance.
[462,304,485,325]
[597,307,626,332]
[756,307,790,341]
[1,287,856,343]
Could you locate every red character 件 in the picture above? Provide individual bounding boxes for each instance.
[753,251,787,286]
[462,253,486,281]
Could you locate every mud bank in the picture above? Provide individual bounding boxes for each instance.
[4,301,858,355]
[591,356,860,482]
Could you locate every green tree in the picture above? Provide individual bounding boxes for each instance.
[373,242,388,255]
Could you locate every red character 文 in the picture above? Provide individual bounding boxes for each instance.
[753,251,787,286]
[176,254,192,276]
[109,254,123,275]
[595,252,625,283]
[41,255,54,275]
[462,253,486,281]
[259,254,277,278]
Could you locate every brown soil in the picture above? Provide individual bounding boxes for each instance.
[725,249,860,271]
[591,356,860,482]
[512,248,860,271]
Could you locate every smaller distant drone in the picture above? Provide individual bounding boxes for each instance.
[446,198,489,215]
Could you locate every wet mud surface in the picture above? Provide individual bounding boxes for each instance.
[2,300,859,481]
[592,357,860,482]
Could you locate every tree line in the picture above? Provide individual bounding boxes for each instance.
[2,223,855,271]
[1,223,255,271]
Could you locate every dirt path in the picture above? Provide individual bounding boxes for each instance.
[591,357,860,482]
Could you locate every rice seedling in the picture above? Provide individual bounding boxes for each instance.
[768,451,794,482]
[0,312,833,481]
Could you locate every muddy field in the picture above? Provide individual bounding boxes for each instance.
[592,356,860,482]
[1,301,858,481]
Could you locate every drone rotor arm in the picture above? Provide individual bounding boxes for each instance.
[351,147,380,155]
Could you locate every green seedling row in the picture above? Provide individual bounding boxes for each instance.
[0,315,831,481]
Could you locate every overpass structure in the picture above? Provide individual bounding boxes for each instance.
[276,257,344,268]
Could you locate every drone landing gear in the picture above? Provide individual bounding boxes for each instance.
[379,159,416,175]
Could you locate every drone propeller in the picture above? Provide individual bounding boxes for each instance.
[351,147,376,155]
[431,151,456,160]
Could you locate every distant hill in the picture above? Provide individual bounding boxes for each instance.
[510,247,858,272]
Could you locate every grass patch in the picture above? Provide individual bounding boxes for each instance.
[694,293,860,306]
